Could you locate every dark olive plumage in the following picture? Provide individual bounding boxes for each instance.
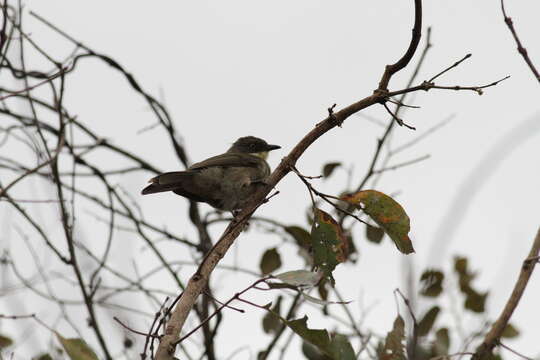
[141,136,280,211]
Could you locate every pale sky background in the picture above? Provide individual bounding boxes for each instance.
[2,1,540,359]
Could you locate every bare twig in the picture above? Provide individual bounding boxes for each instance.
[498,341,535,360]
[394,288,419,360]
[428,53,472,83]
[500,0,540,83]
[113,316,159,339]
[372,154,430,174]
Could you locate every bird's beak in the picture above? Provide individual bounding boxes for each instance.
[267,144,281,151]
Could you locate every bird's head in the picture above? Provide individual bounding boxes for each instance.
[228,136,281,159]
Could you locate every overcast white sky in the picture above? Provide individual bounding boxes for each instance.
[3,1,540,359]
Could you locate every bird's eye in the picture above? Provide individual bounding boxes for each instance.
[250,144,255,148]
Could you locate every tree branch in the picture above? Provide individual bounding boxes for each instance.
[500,0,540,83]
[154,0,424,358]
[473,227,540,359]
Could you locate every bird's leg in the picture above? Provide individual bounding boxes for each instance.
[231,210,251,229]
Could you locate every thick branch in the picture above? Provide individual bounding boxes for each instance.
[473,227,540,359]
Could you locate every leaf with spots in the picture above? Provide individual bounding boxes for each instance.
[311,208,348,283]
[342,190,414,254]
[381,315,406,360]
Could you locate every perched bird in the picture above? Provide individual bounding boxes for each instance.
[141,136,280,211]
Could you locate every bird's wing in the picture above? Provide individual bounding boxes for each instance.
[189,153,261,170]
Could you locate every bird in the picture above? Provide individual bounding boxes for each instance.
[141,136,281,211]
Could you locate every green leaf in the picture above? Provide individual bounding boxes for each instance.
[327,334,355,360]
[454,256,475,293]
[262,296,282,334]
[382,315,406,360]
[432,328,450,355]
[419,270,444,297]
[56,334,99,360]
[322,162,341,179]
[417,306,440,337]
[366,224,384,244]
[318,278,328,301]
[344,232,358,263]
[274,270,321,287]
[464,290,487,313]
[501,323,519,338]
[286,317,354,360]
[302,341,332,360]
[287,317,331,352]
[453,256,488,313]
[123,337,133,348]
[342,190,414,254]
[260,248,282,275]
[33,355,53,360]
[311,209,348,283]
[285,226,312,249]
[0,334,13,349]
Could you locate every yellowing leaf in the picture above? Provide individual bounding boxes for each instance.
[342,190,414,254]
[501,323,520,339]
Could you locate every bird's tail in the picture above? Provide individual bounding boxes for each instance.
[141,171,194,195]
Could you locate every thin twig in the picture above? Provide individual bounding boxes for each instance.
[428,54,472,83]
[500,0,540,83]
[498,341,535,360]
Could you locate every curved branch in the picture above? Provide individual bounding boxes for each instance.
[378,0,422,90]
[154,1,423,358]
